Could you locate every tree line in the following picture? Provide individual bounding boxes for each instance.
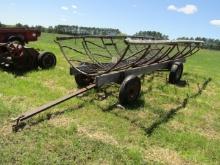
[0,22,121,36]
[178,37,220,50]
[134,31,169,40]
[0,22,219,50]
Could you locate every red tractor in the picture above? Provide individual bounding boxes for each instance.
[0,43,56,70]
[0,28,41,45]
[0,28,56,70]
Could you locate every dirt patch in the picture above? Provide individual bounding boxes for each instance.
[6,96,27,104]
[43,80,56,88]
[198,128,220,140]
[162,103,180,112]
[0,124,12,136]
[168,120,186,131]
[168,118,220,140]
[137,111,148,119]
[78,126,118,146]
[43,80,67,92]
[144,146,194,165]
[48,116,73,128]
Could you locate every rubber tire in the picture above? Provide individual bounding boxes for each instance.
[75,74,94,87]
[169,62,183,84]
[13,53,38,70]
[119,75,141,105]
[38,52,56,69]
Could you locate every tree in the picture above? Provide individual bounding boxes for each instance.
[134,31,169,40]
[0,22,6,27]
[47,26,54,33]
[15,23,23,28]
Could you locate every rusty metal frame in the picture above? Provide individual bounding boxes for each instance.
[55,36,203,77]
[11,36,203,131]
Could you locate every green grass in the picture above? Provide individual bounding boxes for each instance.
[0,33,220,164]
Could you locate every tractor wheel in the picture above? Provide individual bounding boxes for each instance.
[12,47,39,70]
[75,74,94,87]
[169,62,183,84]
[13,52,38,70]
[38,52,56,69]
[119,75,141,105]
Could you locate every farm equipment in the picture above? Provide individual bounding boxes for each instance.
[0,42,56,70]
[0,28,41,45]
[12,35,203,131]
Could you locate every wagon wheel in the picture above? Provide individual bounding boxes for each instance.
[75,74,94,87]
[169,62,183,84]
[119,75,141,105]
[38,52,56,69]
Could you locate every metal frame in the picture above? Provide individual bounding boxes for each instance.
[12,36,203,131]
[55,36,203,77]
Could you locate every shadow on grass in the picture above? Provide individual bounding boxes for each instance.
[100,77,212,137]
[0,66,41,77]
[145,77,212,136]
[14,103,85,131]
[31,104,84,126]
[176,80,189,88]
[98,74,156,112]
[13,75,212,134]
[100,99,146,112]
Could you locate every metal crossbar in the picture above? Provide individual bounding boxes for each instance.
[55,36,203,76]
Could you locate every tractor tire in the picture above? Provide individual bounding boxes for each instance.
[75,74,94,87]
[169,62,183,84]
[38,52,56,69]
[119,75,141,105]
[13,47,38,70]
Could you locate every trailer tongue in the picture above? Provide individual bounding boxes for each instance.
[12,84,96,131]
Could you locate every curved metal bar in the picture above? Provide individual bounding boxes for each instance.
[85,40,107,49]
[82,40,113,59]
[173,44,194,59]
[85,38,118,59]
[91,53,112,59]
[55,36,203,77]
[82,39,106,69]
[101,38,114,57]
[123,46,149,61]
[113,45,151,71]
[104,45,130,73]
[62,45,87,56]
[184,47,200,58]
[179,45,200,59]
[169,44,189,60]
[136,46,165,66]
[130,45,151,67]
[55,40,95,76]
[54,40,73,67]
[147,45,174,65]
[112,38,123,56]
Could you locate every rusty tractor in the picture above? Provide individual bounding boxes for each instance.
[0,42,56,70]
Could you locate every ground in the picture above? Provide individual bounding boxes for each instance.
[0,33,220,164]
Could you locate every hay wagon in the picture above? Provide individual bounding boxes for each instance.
[12,35,203,131]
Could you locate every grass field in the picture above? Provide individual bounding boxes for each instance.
[0,33,220,165]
